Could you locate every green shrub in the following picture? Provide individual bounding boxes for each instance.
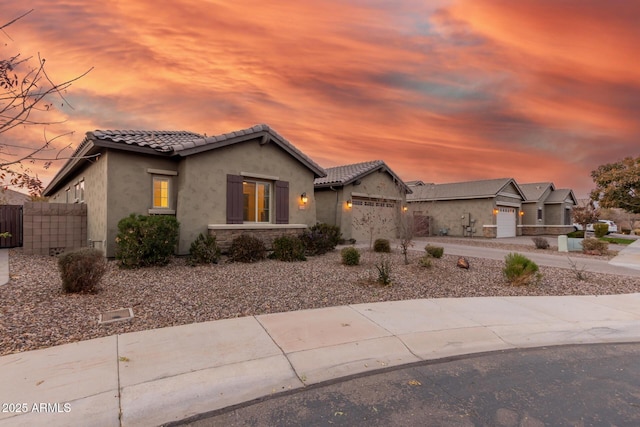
[582,237,609,255]
[531,237,549,249]
[373,238,391,253]
[301,223,342,255]
[503,253,540,286]
[567,230,584,238]
[375,258,392,285]
[58,248,107,293]
[188,233,220,266]
[593,223,609,238]
[425,245,444,258]
[341,247,360,266]
[115,214,179,268]
[418,255,433,268]
[229,234,266,263]
[272,234,307,261]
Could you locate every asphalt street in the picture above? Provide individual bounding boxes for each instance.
[174,343,640,427]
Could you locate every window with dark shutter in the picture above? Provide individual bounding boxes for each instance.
[275,180,289,224]
[227,174,243,224]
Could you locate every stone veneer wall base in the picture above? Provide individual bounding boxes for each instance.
[208,224,308,253]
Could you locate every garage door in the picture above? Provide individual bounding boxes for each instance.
[496,207,516,238]
[351,197,399,243]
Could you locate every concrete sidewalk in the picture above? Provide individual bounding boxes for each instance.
[2,294,640,427]
[609,238,640,271]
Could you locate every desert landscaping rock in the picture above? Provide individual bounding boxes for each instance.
[2,242,639,356]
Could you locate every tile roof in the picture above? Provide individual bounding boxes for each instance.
[88,125,325,177]
[407,178,521,201]
[44,124,326,195]
[519,182,554,201]
[314,160,386,186]
[91,130,203,152]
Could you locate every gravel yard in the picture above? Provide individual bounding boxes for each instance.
[2,239,639,356]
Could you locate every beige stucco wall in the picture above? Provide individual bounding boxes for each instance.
[104,150,180,257]
[315,187,344,228]
[408,198,496,237]
[175,140,318,254]
[545,203,572,225]
[48,151,108,253]
[521,187,552,226]
[48,139,319,257]
[522,202,543,225]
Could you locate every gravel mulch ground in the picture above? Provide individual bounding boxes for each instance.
[2,242,639,356]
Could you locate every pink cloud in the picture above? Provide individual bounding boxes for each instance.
[1,0,639,198]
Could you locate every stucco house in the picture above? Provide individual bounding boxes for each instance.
[519,182,577,235]
[407,178,526,238]
[43,124,326,256]
[314,160,412,243]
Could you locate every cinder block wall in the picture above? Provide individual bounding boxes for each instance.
[23,202,88,255]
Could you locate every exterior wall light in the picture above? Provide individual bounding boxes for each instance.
[346,199,353,208]
[300,192,308,204]
[402,205,408,212]
[493,208,499,215]
[519,211,524,217]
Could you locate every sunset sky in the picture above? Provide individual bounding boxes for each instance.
[2,0,639,197]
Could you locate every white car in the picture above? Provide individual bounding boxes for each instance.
[573,220,618,234]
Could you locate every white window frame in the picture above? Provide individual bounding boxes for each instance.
[242,179,271,223]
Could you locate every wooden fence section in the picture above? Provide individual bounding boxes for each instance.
[0,205,23,248]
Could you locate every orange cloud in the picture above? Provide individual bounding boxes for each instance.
[1,0,639,198]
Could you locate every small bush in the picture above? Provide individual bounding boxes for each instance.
[373,238,391,253]
[272,234,307,262]
[58,248,107,293]
[418,255,433,268]
[375,258,392,285]
[567,230,584,238]
[188,233,220,266]
[301,223,342,255]
[229,234,267,263]
[532,237,549,249]
[115,214,179,268]
[503,253,540,286]
[582,237,609,255]
[593,223,609,238]
[341,247,360,266]
[425,245,444,258]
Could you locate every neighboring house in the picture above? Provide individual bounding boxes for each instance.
[0,188,30,205]
[43,124,326,256]
[407,178,525,238]
[314,160,411,244]
[519,182,577,235]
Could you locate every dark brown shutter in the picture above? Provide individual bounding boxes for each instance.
[226,174,243,224]
[275,180,289,224]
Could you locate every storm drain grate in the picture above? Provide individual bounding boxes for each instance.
[99,308,134,324]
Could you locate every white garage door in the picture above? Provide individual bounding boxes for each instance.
[496,207,516,238]
[351,198,399,244]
